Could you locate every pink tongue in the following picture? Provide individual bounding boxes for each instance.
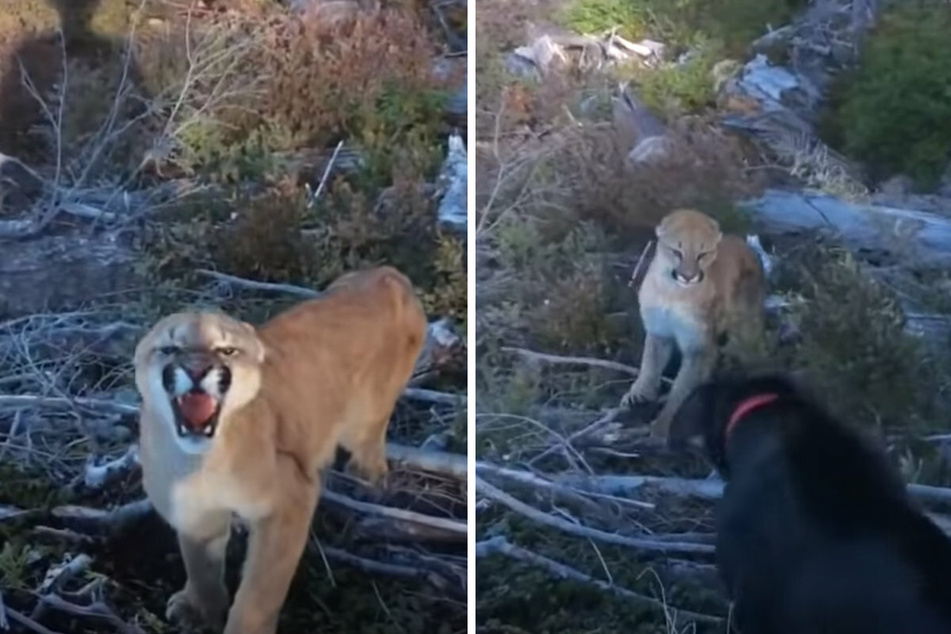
[178,393,217,429]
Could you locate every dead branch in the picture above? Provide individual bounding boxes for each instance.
[38,594,145,634]
[1,504,36,522]
[51,499,153,535]
[475,536,722,626]
[37,554,93,595]
[475,461,655,510]
[528,407,627,467]
[349,516,468,543]
[321,490,466,537]
[0,395,136,415]
[306,140,344,208]
[907,483,951,506]
[556,472,951,526]
[84,446,138,490]
[386,442,467,479]
[476,477,714,555]
[555,473,725,500]
[196,269,320,298]
[31,526,96,546]
[502,346,640,376]
[403,387,466,406]
[3,607,63,634]
[322,545,459,592]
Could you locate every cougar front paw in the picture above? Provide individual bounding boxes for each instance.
[620,381,658,410]
[345,453,389,488]
[166,585,228,631]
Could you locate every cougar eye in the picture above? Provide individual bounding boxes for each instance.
[159,345,180,356]
[216,346,238,357]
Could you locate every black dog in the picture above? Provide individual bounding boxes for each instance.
[668,374,951,634]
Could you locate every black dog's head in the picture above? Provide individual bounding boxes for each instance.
[668,372,806,476]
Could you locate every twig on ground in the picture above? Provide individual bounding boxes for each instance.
[307,140,344,208]
[322,545,456,591]
[52,498,153,535]
[84,445,138,490]
[475,461,655,510]
[386,442,468,479]
[0,395,136,415]
[37,554,94,594]
[349,516,467,543]
[475,536,722,625]
[528,407,625,467]
[555,473,725,500]
[196,269,321,298]
[0,505,34,521]
[502,347,640,376]
[403,387,466,406]
[627,239,655,288]
[556,472,951,530]
[32,526,96,546]
[907,483,951,506]
[39,594,145,634]
[3,607,63,634]
[321,490,466,536]
[475,477,713,554]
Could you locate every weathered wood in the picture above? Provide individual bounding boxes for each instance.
[743,189,951,266]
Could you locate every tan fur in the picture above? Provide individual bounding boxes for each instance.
[621,209,766,440]
[135,266,427,634]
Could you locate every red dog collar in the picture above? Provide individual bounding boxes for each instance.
[724,393,780,440]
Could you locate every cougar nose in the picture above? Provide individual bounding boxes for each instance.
[183,359,213,383]
[674,270,703,285]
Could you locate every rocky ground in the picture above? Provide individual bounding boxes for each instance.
[474,0,951,631]
[0,1,468,632]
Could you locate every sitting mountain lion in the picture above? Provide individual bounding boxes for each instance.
[135,266,427,634]
[621,209,766,440]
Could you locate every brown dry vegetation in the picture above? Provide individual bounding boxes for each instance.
[474,1,951,631]
[0,0,467,632]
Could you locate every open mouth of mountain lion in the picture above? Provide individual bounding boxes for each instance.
[169,389,222,438]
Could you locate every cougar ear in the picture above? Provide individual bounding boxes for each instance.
[707,215,722,242]
[655,218,668,239]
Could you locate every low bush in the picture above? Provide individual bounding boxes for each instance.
[821,3,951,191]
[560,0,806,55]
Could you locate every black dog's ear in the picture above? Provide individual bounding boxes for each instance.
[667,381,721,453]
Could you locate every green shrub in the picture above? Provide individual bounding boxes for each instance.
[560,0,648,40]
[823,4,951,191]
[635,41,721,117]
[560,0,806,54]
[776,246,943,433]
